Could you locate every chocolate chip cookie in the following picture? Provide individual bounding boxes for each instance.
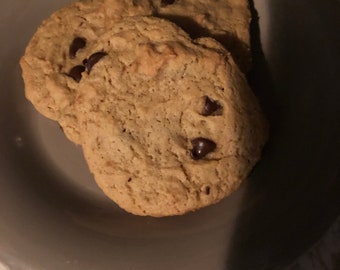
[74,16,267,217]
[20,0,154,143]
[21,0,252,144]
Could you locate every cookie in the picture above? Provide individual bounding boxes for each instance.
[153,0,252,73]
[21,0,252,144]
[73,16,267,217]
[20,0,154,143]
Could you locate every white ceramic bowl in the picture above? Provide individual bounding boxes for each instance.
[0,1,339,269]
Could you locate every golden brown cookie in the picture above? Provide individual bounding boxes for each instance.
[74,16,267,217]
[20,0,252,144]
[20,0,154,143]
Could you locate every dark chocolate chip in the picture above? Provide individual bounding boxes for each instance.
[190,138,216,160]
[84,52,107,73]
[160,0,175,7]
[69,37,86,59]
[201,96,223,116]
[67,65,85,82]
[205,186,211,195]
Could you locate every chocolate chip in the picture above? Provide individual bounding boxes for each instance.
[205,186,211,195]
[201,96,223,116]
[67,65,85,82]
[190,138,216,160]
[160,0,175,7]
[69,37,86,59]
[84,52,107,73]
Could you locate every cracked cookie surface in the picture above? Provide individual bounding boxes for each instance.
[74,16,267,217]
[20,0,252,144]
[20,0,154,143]
[153,0,252,73]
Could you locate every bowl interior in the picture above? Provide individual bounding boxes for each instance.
[0,0,339,269]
